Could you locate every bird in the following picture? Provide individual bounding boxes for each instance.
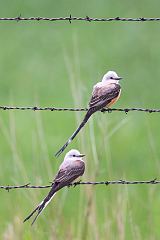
[55,70,122,157]
[24,149,85,225]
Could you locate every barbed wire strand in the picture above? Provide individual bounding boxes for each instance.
[0,105,160,114]
[1,16,160,23]
[1,179,159,192]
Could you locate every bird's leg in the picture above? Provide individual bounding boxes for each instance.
[101,108,106,113]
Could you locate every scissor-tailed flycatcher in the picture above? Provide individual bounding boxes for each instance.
[55,70,122,157]
[24,149,85,225]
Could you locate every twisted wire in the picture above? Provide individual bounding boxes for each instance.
[0,16,160,23]
[1,179,159,191]
[0,105,160,114]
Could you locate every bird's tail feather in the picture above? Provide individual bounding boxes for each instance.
[24,189,57,225]
[55,109,93,157]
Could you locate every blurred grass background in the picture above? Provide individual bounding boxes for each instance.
[0,0,160,239]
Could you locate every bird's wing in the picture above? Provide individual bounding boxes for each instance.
[53,160,85,185]
[89,83,121,108]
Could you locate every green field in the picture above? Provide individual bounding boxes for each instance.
[0,1,160,239]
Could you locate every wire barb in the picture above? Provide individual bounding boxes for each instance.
[1,16,160,23]
[0,105,160,113]
[69,14,72,24]
[1,179,160,191]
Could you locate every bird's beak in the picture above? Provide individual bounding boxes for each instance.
[78,154,85,157]
[115,76,123,80]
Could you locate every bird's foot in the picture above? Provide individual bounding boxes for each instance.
[101,108,106,113]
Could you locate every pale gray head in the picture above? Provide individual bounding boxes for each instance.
[102,70,122,83]
[64,149,85,161]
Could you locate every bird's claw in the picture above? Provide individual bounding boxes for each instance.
[101,108,106,113]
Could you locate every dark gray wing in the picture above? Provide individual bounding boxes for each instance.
[89,83,121,109]
[53,160,85,186]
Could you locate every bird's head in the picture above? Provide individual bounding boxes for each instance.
[102,71,122,83]
[64,149,85,161]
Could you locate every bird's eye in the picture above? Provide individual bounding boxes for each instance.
[72,154,76,157]
[110,77,113,79]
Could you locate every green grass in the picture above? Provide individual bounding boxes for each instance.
[0,1,160,239]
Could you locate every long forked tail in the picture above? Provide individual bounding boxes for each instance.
[23,187,56,225]
[55,109,93,157]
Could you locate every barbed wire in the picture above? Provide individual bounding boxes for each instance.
[0,105,160,114]
[0,105,87,112]
[1,179,159,191]
[0,15,160,23]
